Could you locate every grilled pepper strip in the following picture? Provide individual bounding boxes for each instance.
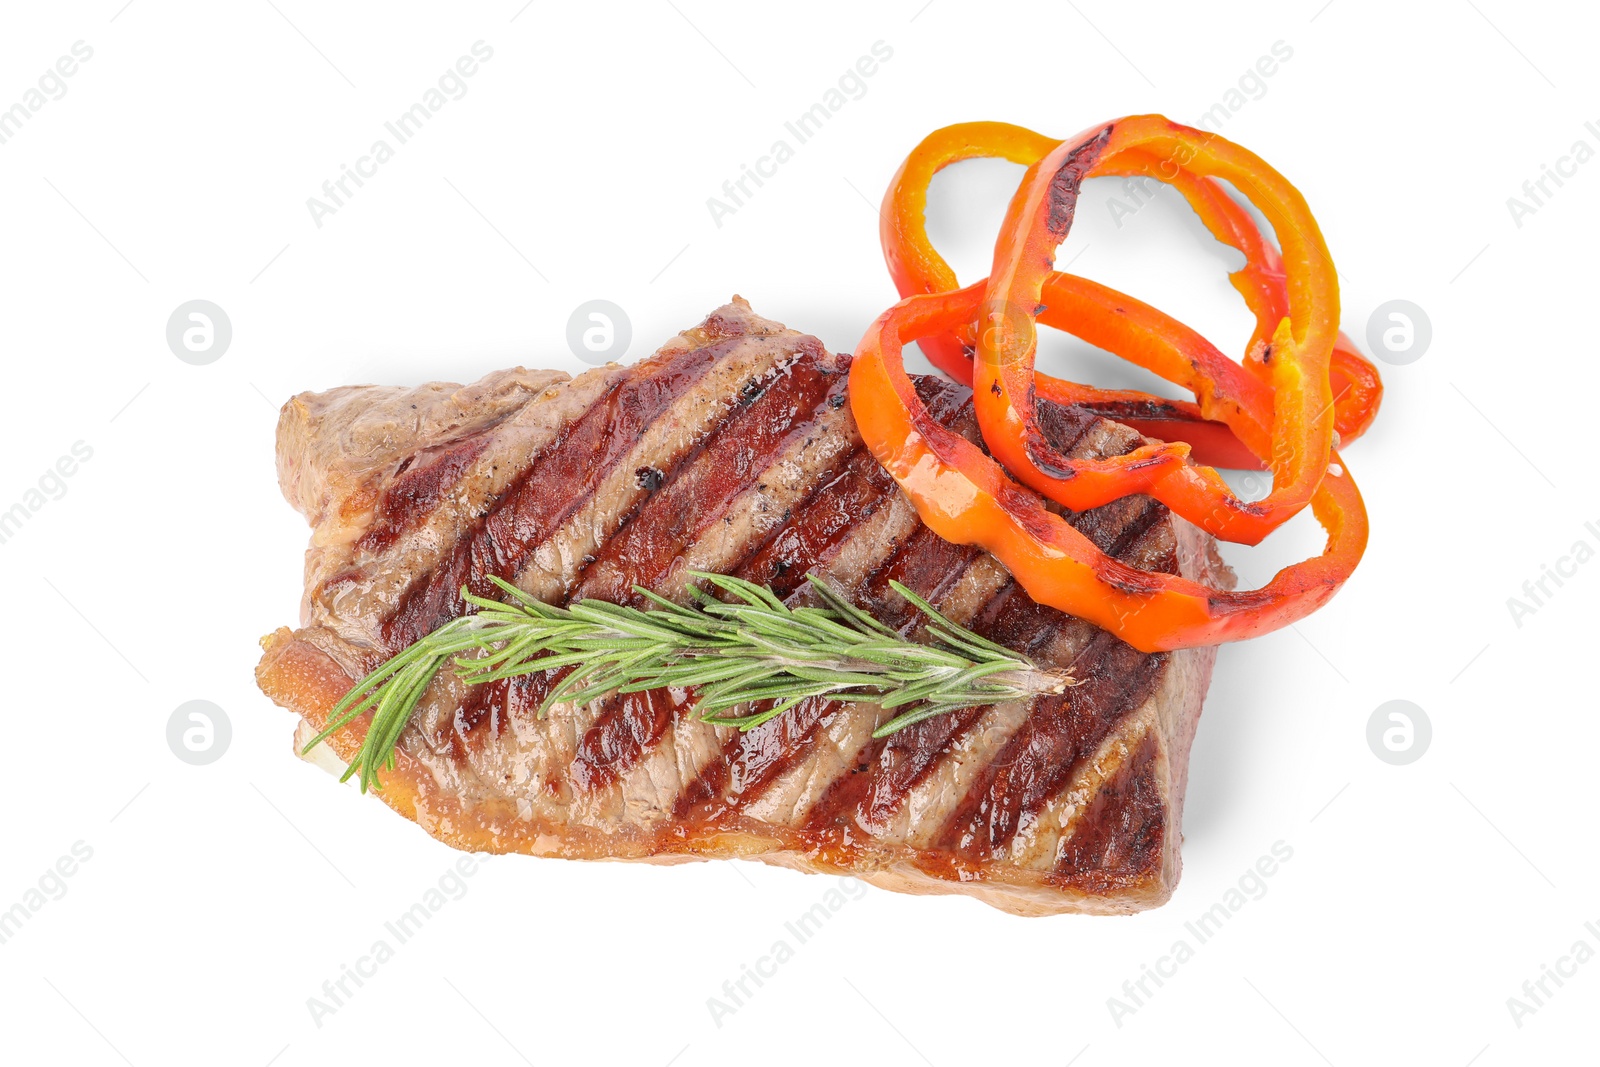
[848,287,1369,653]
[1102,144,1382,438]
[881,121,1057,380]
[974,117,1340,543]
[930,274,1276,469]
[879,121,1381,452]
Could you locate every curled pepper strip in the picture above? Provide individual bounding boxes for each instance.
[881,122,1056,379]
[1107,142,1383,441]
[879,121,1381,456]
[976,117,1340,543]
[849,286,1369,653]
[851,115,1376,651]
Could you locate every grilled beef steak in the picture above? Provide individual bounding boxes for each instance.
[255,299,1233,916]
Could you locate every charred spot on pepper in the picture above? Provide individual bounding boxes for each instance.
[1087,399,1184,420]
[1045,124,1114,239]
[1091,562,1169,596]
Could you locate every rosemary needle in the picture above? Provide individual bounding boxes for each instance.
[303,571,1074,793]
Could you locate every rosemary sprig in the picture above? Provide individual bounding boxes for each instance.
[303,571,1073,793]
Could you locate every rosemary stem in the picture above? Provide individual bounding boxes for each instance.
[304,571,1075,792]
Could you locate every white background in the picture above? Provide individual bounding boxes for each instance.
[1,1,1595,1064]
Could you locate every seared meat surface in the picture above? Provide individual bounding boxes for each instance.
[256,299,1232,916]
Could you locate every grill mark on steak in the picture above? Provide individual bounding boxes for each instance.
[855,526,983,630]
[800,581,1033,838]
[935,631,1166,862]
[804,704,991,838]
[798,578,1047,832]
[664,564,969,826]
[665,539,970,826]
[401,341,1171,867]
[702,692,840,818]
[408,336,783,752]
[736,449,892,598]
[458,341,862,770]
[675,388,1173,844]
[379,340,730,654]
[565,349,845,790]
[567,687,681,792]
[667,383,983,824]
[1105,500,1167,560]
[1049,732,1165,892]
[1033,396,1103,457]
[355,423,498,554]
[569,344,843,607]
[734,377,971,599]
[796,405,1164,848]
[438,326,823,750]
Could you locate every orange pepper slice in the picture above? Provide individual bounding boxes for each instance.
[879,120,1381,463]
[849,116,1375,651]
[849,286,1369,652]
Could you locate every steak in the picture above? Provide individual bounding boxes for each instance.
[255,298,1233,916]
